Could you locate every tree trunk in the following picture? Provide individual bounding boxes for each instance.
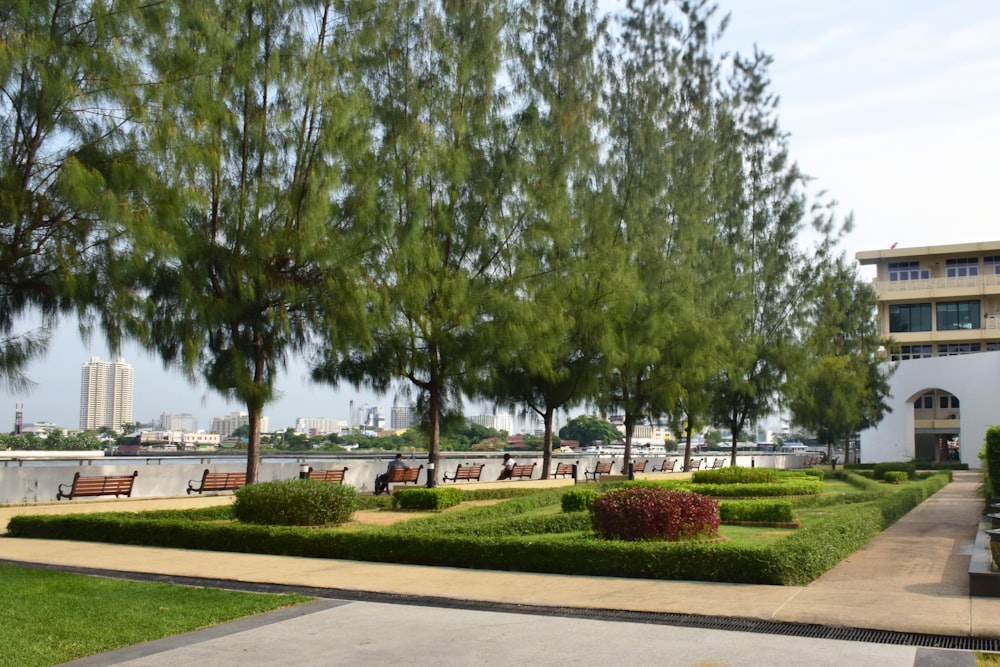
[541,406,554,479]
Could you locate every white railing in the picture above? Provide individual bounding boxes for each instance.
[880,274,1000,293]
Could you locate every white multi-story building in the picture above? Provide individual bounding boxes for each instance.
[160,412,197,432]
[351,405,385,430]
[294,417,348,435]
[79,357,133,431]
[467,412,514,434]
[856,240,1000,466]
[391,406,419,430]
[210,411,269,437]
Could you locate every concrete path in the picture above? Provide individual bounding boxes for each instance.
[0,471,994,666]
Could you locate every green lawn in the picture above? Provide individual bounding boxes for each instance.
[0,563,311,667]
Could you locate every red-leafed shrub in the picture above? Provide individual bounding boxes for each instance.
[590,486,720,541]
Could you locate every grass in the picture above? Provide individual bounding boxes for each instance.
[0,562,312,667]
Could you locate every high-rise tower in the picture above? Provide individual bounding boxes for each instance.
[79,357,134,431]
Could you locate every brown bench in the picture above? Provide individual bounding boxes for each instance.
[508,463,536,480]
[687,459,702,471]
[443,463,484,483]
[386,464,422,490]
[57,471,138,500]
[652,459,676,473]
[629,460,648,474]
[187,469,247,494]
[584,460,613,482]
[552,462,576,479]
[307,467,348,483]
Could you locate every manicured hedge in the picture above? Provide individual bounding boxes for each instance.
[5,473,950,586]
[719,500,794,523]
[392,487,463,510]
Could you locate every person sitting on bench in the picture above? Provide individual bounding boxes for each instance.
[374,454,408,495]
[498,453,516,480]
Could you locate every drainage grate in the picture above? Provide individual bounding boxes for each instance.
[6,559,999,652]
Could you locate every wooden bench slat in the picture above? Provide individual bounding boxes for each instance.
[584,460,613,482]
[57,471,138,500]
[307,467,348,483]
[552,462,575,479]
[508,463,535,480]
[187,469,247,494]
[443,463,484,483]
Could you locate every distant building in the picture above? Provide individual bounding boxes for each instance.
[182,431,221,449]
[391,406,419,430]
[210,411,269,437]
[160,412,197,432]
[467,412,513,434]
[351,405,385,430]
[79,357,133,431]
[294,417,348,436]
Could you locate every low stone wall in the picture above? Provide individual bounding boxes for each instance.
[0,452,806,505]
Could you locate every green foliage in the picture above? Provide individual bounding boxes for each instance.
[872,462,917,481]
[558,416,622,448]
[391,488,464,511]
[0,563,310,667]
[692,466,779,485]
[7,473,951,585]
[561,488,600,513]
[687,480,823,498]
[719,500,795,524]
[590,487,720,542]
[985,426,1000,499]
[233,480,357,526]
[883,471,908,484]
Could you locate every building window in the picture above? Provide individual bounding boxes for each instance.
[988,342,1000,352]
[915,393,934,409]
[939,395,960,409]
[937,343,982,356]
[889,303,932,332]
[945,257,979,277]
[892,344,933,361]
[936,300,980,330]
[985,256,1000,275]
[888,261,929,281]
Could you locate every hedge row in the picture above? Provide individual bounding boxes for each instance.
[5,474,949,586]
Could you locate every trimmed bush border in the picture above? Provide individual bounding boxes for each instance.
[5,473,950,586]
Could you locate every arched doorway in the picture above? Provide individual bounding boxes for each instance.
[909,387,961,462]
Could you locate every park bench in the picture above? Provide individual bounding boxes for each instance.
[508,463,536,480]
[710,458,725,469]
[307,467,348,484]
[57,471,138,500]
[652,459,676,473]
[386,464,422,490]
[584,460,613,482]
[687,459,702,471]
[187,469,247,494]
[552,462,576,479]
[442,463,484,483]
[628,460,648,474]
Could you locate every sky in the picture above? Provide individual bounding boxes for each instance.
[4,0,1000,433]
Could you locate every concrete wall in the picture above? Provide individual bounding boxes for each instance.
[860,352,1000,466]
[0,452,809,505]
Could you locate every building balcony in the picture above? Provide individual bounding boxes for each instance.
[876,273,1000,298]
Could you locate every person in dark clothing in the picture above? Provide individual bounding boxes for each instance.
[374,454,408,495]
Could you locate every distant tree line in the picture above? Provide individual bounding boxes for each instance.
[0,0,891,482]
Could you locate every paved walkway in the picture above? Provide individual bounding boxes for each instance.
[0,471,994,666]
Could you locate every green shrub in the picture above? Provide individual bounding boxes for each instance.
[883,471,908,484]
[561,488,600,512]
[986,426,1000,499]
[687,480,823,497]
[392,487,464,511]
[232,479,357,526]
[719,500,795,523]
[590,487,719,541]
[692,466,779,485]
[872,462,916,481]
